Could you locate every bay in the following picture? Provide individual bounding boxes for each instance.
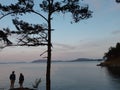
[0,61,120,90]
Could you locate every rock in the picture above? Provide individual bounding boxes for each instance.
[9,87,35,90]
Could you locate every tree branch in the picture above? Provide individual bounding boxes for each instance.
[31,10,48,22]
[0,11,15,20]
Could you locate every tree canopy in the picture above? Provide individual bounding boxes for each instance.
[104,43,120,60]
[116,0,120,3]
[0,0,92,47]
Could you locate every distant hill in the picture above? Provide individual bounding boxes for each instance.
[31,59,47,63]
[0,61,26,64]
[31,59,64,63]
[31,58,103,63]
[0,58,103,64]
[69,58,103,62]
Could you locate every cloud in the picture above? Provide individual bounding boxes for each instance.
[54,43,76,50]
[112,30,120,35]
[52,40,107,60]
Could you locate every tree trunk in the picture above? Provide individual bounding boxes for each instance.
[46,3,52,90]
[46,26,51,90]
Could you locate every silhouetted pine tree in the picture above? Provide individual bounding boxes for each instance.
[0,0,92,90]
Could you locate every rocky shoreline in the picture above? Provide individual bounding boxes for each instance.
[9,88,35,90]
[97,57,120,68]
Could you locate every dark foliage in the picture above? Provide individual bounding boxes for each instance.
[0,0,34,16]
[116,0,120,3]
[0,28,12,45]
[104,43,120,60]
[0,0,92,46]
[40,0,92,22]
[11,19,48,46]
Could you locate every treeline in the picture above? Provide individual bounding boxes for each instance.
[103,43,120,60]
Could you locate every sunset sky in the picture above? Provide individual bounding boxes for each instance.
[0,0,120,62]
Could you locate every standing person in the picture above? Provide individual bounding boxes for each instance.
[19,73,24,88]
[9,71,16,89]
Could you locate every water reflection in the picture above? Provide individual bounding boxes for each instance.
[103,67,120,90]
[105,67,120,78]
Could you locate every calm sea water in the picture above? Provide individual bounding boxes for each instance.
[0,61,120,90]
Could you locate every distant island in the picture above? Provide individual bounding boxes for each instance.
[98,42,120,67]
[31,58,103,63]
[69,58,103,62]
[0,58,103,64]
[0,61,26,64]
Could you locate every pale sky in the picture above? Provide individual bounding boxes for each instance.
[0,0,120,62]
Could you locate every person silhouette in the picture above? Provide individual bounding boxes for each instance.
[19,73,24,88]
[9,71,16,89]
